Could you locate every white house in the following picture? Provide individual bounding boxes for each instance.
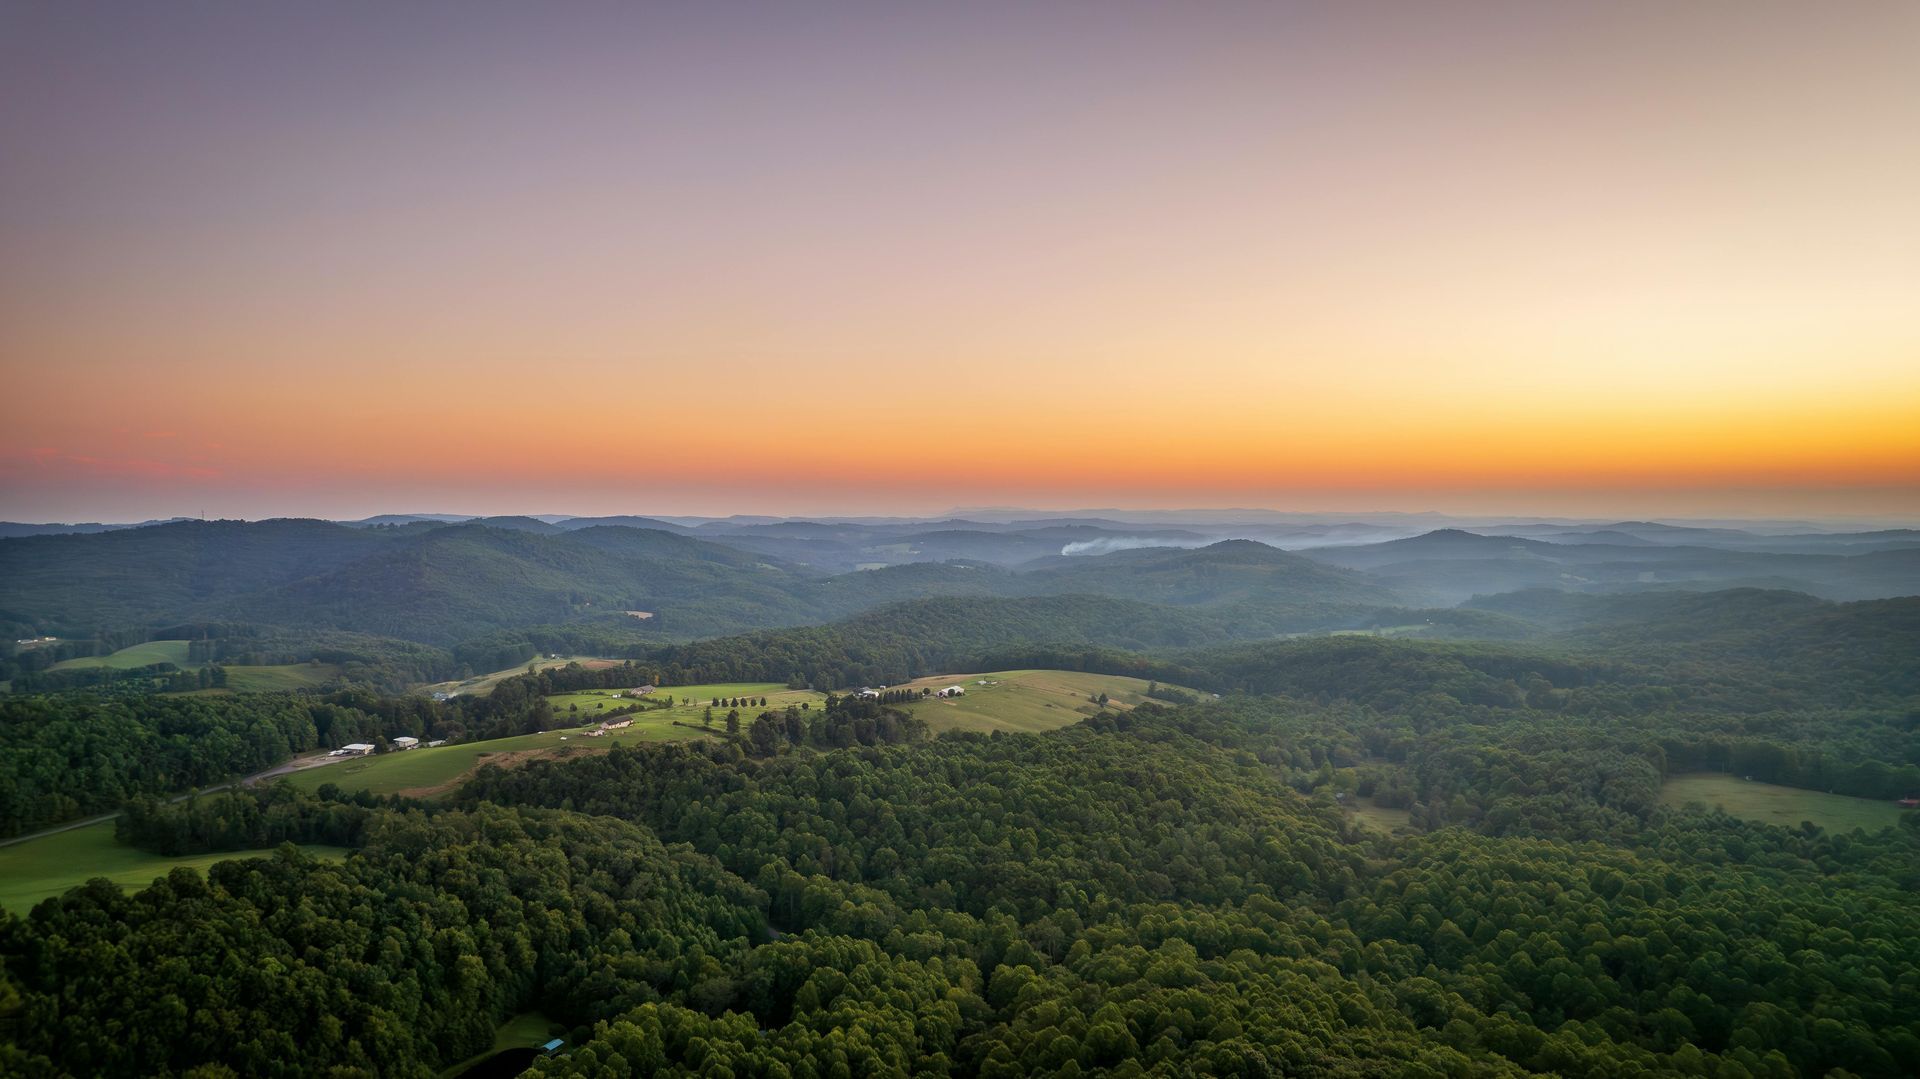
[936,686,965,697]
[334,743,375,756]
[392,736,420,750]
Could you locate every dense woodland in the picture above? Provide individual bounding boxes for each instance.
[1,520,1917,1076]
[5,697,1917,1077]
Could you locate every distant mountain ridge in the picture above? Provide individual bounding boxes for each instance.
[0,521,1405,646]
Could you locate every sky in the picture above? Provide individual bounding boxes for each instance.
[2,1,1917,523]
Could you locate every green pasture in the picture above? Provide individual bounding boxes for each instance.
[0,820,348,913]
[1345,797,1412,834]
[283,724,701,798]
[887,669,1198,734]
[224,662,346,692]
[50,640,193,671]
[420,655,622,699]
[1661,773,1908,833]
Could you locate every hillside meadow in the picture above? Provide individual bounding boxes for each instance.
[1661,773,1908,833]
[887,668,1204,733]
[0,819,348,913]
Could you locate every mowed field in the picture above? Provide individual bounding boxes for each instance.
[888,669,1201,733]
[283,728,644,798]
[420,655,623,699]
[0,820,348,913]
[50,639,193,671]
[548,681,827,725]
[47,639,345,692]
[1345,797,1412,833]
[1661,773,1909,833]
[286,683,819,798]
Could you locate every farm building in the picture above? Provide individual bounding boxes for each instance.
[333,743,375,757]
[855,688,881,699]
[1899,797,1919,809]
[937,686,965,697]
[392,736,420,750]
[426,739,447,748]
[626,684,657,697]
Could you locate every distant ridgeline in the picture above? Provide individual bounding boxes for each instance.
[8,516,1911,656]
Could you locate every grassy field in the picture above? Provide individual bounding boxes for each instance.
[47,640,347,693]
[50,639,193,671]
[1345,797,1412,833]
[549,681,827,726]
[0,820,349,913]
[420,655,623,699]
[225,662,347,692]
[1661,773,1908,833]
[282,723,704,798]
[887,669,1200,734]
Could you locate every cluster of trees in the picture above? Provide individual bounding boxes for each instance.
[0,690,471,837]
[711,695,768,708]
[115,784,379,855]
[0,805,764,1077]
[466,704,1920,1076]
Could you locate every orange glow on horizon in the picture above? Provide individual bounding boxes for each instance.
[2,4,1917,522]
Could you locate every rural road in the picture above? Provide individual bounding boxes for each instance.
[0,751,348,850]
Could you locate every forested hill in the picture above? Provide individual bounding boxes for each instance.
[643,588,1920,715]
[10,697,1913,1076]
[1301,527,1920,604]
[0,521,1405,645]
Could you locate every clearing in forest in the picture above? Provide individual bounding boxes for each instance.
[884,669,1201,734]
[1660,773,1907,833]
[0,819,348,913]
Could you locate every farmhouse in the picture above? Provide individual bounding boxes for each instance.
[333,743,375,757]
[392,736,420,750]
[626,684,657,697]
[855,688,880,699]
[937,685,965,697]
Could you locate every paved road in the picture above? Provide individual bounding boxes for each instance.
[0,752,348,849]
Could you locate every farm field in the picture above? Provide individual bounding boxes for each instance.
[0,819,348,913]
[547,681,826,726]
[46,640,348,692]
[50,639,193,671]
[224,662,347,692]
[887,669,1200,734]
[420,655,623,698]
[1345,796,1412,833]
[282,724,705,798]
[1661,773,1908,833]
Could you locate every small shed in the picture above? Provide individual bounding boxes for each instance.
[540,1038,565,1055]
[392,736,420,750]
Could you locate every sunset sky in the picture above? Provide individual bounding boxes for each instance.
[2,2,1916,523]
